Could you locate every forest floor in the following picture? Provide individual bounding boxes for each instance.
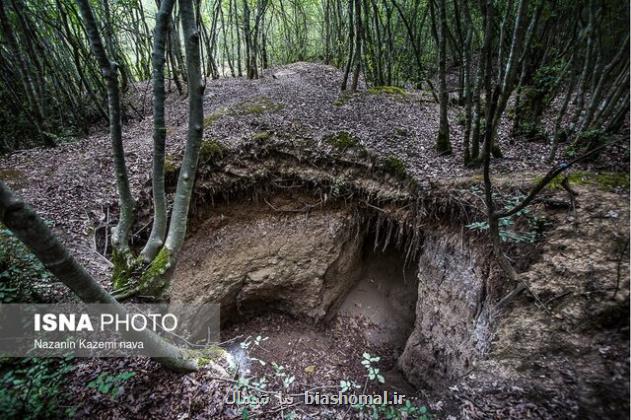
[1,63,629,419]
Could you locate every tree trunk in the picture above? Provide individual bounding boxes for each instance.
[163,0,205,259]
[341,0,355,91]
[76,0,135,255]
[141,0,176,262]
[436,0,451,154]
[350,0,362,92]
[0,181,196,372]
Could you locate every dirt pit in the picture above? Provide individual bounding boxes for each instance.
[219,241,420,397]
[170,189,488,396]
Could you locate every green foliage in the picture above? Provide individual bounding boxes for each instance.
[465,190,547,244]
[456,111,466,126]
[353,400,431,420]
[348,352,431,419]
[324,131,361,151]
[0,357,75,419]
[222,337,433,419]
[360,352,384,383]
[382,156,408,179]
[532,62,566,95]
[0,224,54,303]
[87,371,135,400]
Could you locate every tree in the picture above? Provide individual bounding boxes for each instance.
[0,181,197,372]
[76,0,135,256]
[436,0,451,154]
[0,0,217,371]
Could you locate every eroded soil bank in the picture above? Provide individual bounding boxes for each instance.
[149,143,628,418]
[160,143,497,396]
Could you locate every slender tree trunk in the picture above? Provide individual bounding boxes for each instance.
[462,0,473,164]
[436,0,450,154]
[163,0,205,259]
[547,69,578,163]
[141,0,176,262]
[341,0,355,91]
[233,0,243,77]
[76,0,135,254]
[350,0,362,92]
[490,0,531,139]
[579,35,630,132]
[571,0,595,127]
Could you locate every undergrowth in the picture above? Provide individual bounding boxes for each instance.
[0,224,56,303]
[215,336,431,419]
[465,188,549,243]
[87,371,135,400]
[0,356,75,419]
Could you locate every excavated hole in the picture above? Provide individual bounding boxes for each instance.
[166,186,490,394]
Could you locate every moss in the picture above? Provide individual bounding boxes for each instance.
[515,121,546,142]
[199,139,225,162]
[195,345,225,366]
[111,250,143,291]
[251,131,272,142]
[324,131,361,151]
[197,357,211,367]
[383,156,408,179]
[229,97,284,116]
[540,171,630,191]
[368,85,407,95]
[136,247,172,296]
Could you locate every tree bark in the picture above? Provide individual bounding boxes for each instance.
[436,0,451,154]
[141,0,176,262]
[350,0,362,92]
[341,0,355,91]
[163,0,205,258]
[76,0,135,254]
[0,181,196,372]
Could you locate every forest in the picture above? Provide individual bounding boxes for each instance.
[0,0,629,418]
